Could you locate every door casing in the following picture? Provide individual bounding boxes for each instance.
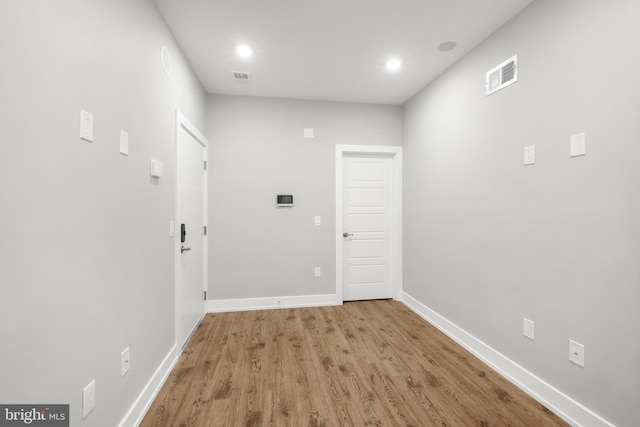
[335,145,403,302]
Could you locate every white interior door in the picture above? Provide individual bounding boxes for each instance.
[176,113,207,349]
[342,154,393,301]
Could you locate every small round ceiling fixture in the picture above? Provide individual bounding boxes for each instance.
[435,41,457,53]
[236,45,253,58]
[386,58,401,71]
[160,46,171,74]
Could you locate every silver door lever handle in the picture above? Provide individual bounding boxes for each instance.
[342,232,354,238]
[181,246,191,253]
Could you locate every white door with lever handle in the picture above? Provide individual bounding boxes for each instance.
[342,154,393,301]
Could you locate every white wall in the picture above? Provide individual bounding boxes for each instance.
[403,0,640,425]
[0,1,205,425]
[206,95,402,301]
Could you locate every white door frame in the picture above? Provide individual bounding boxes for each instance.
[335,145,403,302]
[175,109,208,349]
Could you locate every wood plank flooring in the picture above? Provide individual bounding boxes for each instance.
[141,300,568,426]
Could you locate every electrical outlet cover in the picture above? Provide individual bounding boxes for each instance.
[120,130,129,155]
[82,380,96,418]
[80,109,94,142]
[523,318,535,340]
[121,347,130,376]
[569,340,585,367]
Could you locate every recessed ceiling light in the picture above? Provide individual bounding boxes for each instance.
[436,41,457,53]
[236,45,253,58]
[386,58,401,71]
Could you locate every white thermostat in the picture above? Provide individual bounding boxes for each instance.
[277,195,293,207]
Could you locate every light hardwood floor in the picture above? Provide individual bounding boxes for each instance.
[141,300,568,426]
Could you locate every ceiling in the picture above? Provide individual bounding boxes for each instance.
[153,0,534,105]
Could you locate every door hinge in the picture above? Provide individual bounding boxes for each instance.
[204,291,207,300]
[204,160,207,171]
[204,226,207,235]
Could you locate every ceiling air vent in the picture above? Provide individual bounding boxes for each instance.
[486,55,518,96]
[232,71,250,83]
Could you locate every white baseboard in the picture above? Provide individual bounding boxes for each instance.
[117,344,180,427]
[207,293,341,313]
[399,291,615,427]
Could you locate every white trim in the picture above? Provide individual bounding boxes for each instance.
[117,344,180,427]
[175,110,208,349]
[335,145,403,302]
[207,294,341,313]
[177,111,207,146]
[399,291,615,427]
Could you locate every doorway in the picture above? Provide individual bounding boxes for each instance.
[335,145,402,302]
[175,111,208,349]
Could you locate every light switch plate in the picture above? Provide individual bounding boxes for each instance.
[569,340,585,367]
[304,128,314,138]
[119,130,129,155]
[80,109,94,142]
[524,145,535,165]
[570,133,586,157]
[150,159,163,178]
[523,318,534,340]
[314,267,321,278]
[169,221,175,238]
[314,216,321,226]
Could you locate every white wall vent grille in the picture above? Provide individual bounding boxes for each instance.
[486,55,518,96]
